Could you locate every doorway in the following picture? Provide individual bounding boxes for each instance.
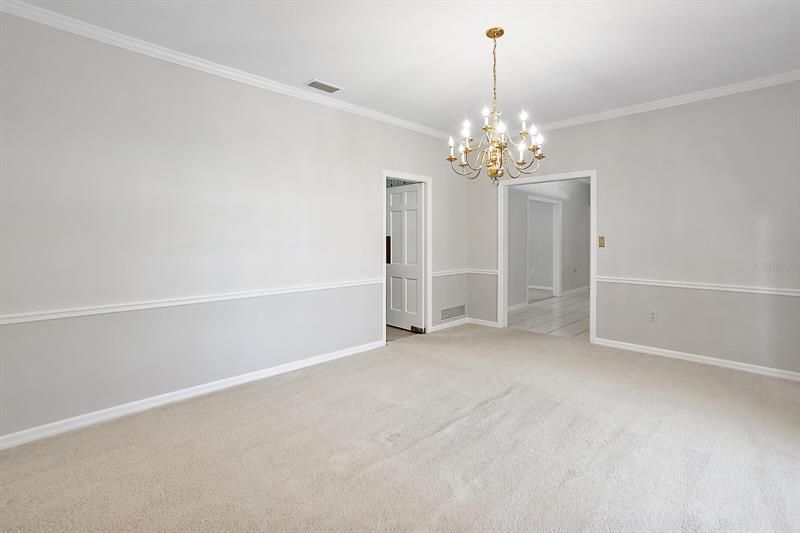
[526,195,563,300]
[497,170,597,342]
[382,171,433,342]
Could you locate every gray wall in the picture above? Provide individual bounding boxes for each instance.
[520,180,591,293]
[0,14,468,436]
[1,284,382,434]
[467,81,800,372]
[507,189,529,307]
[432,273,467,326]
[528,200,554,288]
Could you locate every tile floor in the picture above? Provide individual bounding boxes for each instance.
[508,288,590,340]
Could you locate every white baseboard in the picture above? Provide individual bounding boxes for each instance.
[528,285,553,291]
[428,317,468,332]
[428,317,501,332]
[507,302,529,312]
[467,318,502,328]
[560,285,590,297]
[0,339,385,450]
[593,338,800,382]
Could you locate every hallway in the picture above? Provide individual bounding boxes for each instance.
[508,288,590,340]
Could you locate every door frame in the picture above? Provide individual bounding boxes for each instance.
[526,195,563,297]
[497,170,597,342]
[381,170,433,340]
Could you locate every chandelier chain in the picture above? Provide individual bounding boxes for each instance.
[492,37,497,110]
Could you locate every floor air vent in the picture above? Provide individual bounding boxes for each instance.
[305,79,341,93]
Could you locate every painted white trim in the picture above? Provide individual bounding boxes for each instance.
[427,317,501,332]
[541,69,800,132]
[432,269,470,277]
[428,317,469,332]
[432,269,499,277]
[467,318,502,328]
[508,302,529,313]
[0,0,448,141]
[0,339,385,450]
[5,0,798,143]
[559,285,590,297]
[594,338,800,383]
[382,170,434,333]
[528,285,554,291]
[497,170,598,346]
[596,276,800,298]
[527,195,563,298]
[0,278,383,326]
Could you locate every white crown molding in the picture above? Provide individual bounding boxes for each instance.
[0,0,449,140]
[596,276,800,298]
[0,278,383,325]
[541,69,800,132]
[593,337,800,383]
[5,2,799,155]
[0,339,385,449]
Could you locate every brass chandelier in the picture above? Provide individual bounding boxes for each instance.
[447,27,546,184]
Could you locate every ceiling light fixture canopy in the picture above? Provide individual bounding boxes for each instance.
[447,27,546,185]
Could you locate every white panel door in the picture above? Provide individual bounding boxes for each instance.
[386,183,424,331]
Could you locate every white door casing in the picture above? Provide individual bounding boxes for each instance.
[386,183,424,331]
[497,170,597,343]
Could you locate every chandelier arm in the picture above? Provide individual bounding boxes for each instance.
[519,156,541,171]
[463,151,485,172]
[466,167,483,180]
[505,156,522,179]
[449,160,481,179]
[504,147,540,172]
[517,159,541,175]
[448,161,472,176]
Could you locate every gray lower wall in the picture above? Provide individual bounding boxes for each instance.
[597,282,800,373]
[0,283,382,435]
[468,274,498,322]
[432,274,468,327]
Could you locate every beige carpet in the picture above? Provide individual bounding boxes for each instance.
[386,325,416,343]
[2,325,799,532]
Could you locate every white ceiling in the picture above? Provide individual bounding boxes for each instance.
[25,1,800,136]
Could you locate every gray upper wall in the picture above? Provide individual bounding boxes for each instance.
[465,80,800,372]
[0,13,468,316]
[468,80,800,290]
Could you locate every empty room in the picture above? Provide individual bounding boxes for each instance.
[1,1,799,531]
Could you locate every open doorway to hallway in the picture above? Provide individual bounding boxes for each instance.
[498,172,595,341]
[383,171,433,342]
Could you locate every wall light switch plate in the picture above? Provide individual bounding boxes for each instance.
[598,236,606,248]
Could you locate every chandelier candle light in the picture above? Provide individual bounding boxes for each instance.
[447,27,546,184]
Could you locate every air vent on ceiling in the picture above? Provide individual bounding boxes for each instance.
[306,79,341,93]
